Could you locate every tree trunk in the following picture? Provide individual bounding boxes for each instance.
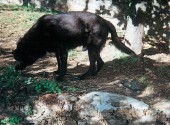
[123,1,147,55]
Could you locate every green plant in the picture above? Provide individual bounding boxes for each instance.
[120,56,140,63]
[0,66,23,104]
[129,57,140,63]
[0,6,45,38]
[0,3,60,13]
[0,65,61,105]
[138,76,151,87]
[0,116,21,125]
[23,77,32,85]
[23,104,33,116]
[34,79,61,93]
[120,56,129,63]
[0,66,20,88]
[66,87,79,92]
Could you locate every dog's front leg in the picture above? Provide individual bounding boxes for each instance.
[54,49,62,75]
[55,48,68,81]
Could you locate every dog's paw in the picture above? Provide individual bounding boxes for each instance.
[15,64,26,71]
[55,76,64,82]
[53,70,60,75]
[78,75,85,80]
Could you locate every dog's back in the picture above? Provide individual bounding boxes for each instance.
[35,12,109,50]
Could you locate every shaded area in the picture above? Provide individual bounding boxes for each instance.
[112,0,169,43]
[1,46,169,98]
[1,31,170,123]
[94,0,170,53]
[0,50,170,124]
[0,48,14,67]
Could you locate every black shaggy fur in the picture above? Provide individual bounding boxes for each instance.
[13,11,135,80]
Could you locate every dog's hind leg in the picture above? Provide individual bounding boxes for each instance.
[79,47,97,80]
[79,31,107,80]
[96,55,104,74]
[95,38,107,74]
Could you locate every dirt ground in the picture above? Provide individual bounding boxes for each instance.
[0,10,170,113]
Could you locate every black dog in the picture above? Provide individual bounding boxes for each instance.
[13,11,135,80]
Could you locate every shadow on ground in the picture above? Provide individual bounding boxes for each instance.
[0,45,170,124]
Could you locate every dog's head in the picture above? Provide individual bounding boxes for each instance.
[12,38,38,71]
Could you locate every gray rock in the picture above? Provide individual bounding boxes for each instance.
[123,80,141,91]
[26,92,157,124]
[78,121,87,125]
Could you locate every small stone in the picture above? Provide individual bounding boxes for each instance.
[68,96,78,102]
[137,91,141,94]
[91,116,102,121]
[58,94,68,101]
[118,84,123,87]
[63,102,72,111]
[78,121,87,125]
[123,80,141,91]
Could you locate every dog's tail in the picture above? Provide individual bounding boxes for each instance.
[106,20,136,55]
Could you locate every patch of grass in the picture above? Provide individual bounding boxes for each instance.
[22,104,33,116]
[130,57,140,63]
[118,56,129,64]
[120,56,140,64]
[0,11,44,39]
[0,66,61,100]
[113,56,140,66]
[66,86,79,92]
[0,66,20,89]
[0,4,59,13]
[0,115,21,125]
[138,76,151,87]
[0,4,62,42]
[0,4,48,39]
[0,65,62,124]
[34,79,61,94]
